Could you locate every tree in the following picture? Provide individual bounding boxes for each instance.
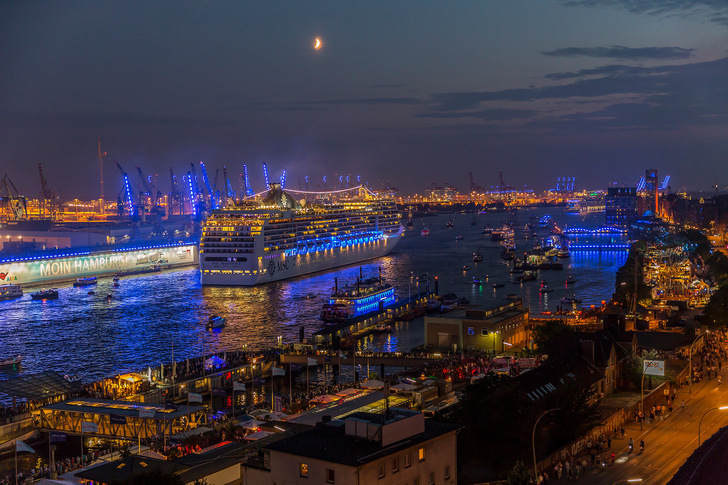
[506,460,533,485]
[532,320,572,355]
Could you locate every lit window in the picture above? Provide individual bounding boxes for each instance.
[300,463,308,478]
[467,327,475,336]
[418,448,425,462]
[326,468,335,483]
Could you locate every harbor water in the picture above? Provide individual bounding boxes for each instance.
[0,208,627,384]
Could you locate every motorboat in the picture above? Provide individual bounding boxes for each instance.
[462,265,471,271]
[472,278,483,286]
[371,323,393,333]
[31,289,59,300]
[421,228,430,237]
[73,277,98,287]
[472,251,484,262]
[492,283,505,289]
[446,219,454,228]
[113,276,120,282]
[539,286,553,294]
[557,249,571,258]
[561,296,582,304]
[87,290,95,295]
[207,315,227,329]
[482,224,493,235]
[0,284,23,301]
[455,234,464,241]
[0,355,21,368]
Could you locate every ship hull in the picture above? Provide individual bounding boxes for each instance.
[201,231,402,286]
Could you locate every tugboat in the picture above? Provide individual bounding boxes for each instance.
[0,284,23,301]
[472,251,484,262]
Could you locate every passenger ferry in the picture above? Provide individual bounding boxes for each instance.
[320,271,396,323]
[73,277,98,287]
[0,284,23,301]
[31,288,59,300]
[200,184,403,285]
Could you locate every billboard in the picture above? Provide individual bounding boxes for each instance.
[643,359,665,376]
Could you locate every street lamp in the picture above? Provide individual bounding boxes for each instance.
[532,408,560,480]
[698,406,728,445]
[689,334,704,393]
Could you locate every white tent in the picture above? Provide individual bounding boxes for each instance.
[390,383,418,392]
[360,379,385,389]
[335,388,359,397]
[245,430,274,440]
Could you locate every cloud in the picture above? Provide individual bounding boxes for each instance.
[560,0,728,26]
[542,46,694,60]
[423,57,728,132]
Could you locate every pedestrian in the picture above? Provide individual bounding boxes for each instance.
[608,436,612,448]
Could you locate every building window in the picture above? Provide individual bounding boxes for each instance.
[326,468,335,483]
[378,464,385,478]
[299,463,308,478]
[429,472,436,485]
[405,453,411,468]
[467,327,475,335]
[393,457,399,473]
[445,465,450,479]
[418,447,425,462]
[413,478,419,485]
[481,328,488,336]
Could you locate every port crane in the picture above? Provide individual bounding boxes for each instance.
[199,161,217,210]
[115,162,138,220]
[168,167,183,215]
[38,163,57,220]
[243,164,254,197]
[222,165,235,204]
[0,174,28,221]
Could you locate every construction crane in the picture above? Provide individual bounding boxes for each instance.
[115,162,137,220]
[243,164,253,197]
[38,163,57,220]
[0,174,28,221]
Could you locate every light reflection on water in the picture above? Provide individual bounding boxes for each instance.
[0,208,625,383]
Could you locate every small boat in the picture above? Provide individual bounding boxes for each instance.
[113,276,120,282]
[64,374,82,382]
[462,265,471,271]
[0,355,21,368]
[31,289,59,300]
[492,283,505,289]
[473,251,484,262]
[446,219,454,228]
[0,284,23,301]
[561,296,582,304]
[106,293,113,299]
[87,290,95,295]
[305,293,316,299]
[440,302,456,312]
[557,249,571,258]
[539,287,553,294]
[207,315,227,329]
[424,299,441,313]
[482,224,493,235]
[73,277,98,287]
[472,278,483,286]
[421,228,430,237]
[455,234,464,241]
[113,282,120,288]
[371,323,393,333]
[565,277,576,285]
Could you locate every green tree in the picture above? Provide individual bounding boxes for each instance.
[506,460,533,485]
[532,320,572,355]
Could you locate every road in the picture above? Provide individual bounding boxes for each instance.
[550,368,728,484]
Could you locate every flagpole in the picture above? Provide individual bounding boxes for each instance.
[14,438,18,485]
[289,363,292,410]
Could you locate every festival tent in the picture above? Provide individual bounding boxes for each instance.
[239,419,265,431]
[205,355,226,369]
[311,394,341,404]
[335,388,359,397]
[244,430,274,440]
[360,379,385,389]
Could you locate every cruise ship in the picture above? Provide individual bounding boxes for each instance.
[200,184,404,285]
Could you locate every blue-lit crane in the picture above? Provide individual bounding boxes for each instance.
[115,162,137,220]
[262,162,270,188]
[169,167,183,215]
[279,170,287,189]
[243,164,254,197]
[223,165,235,203]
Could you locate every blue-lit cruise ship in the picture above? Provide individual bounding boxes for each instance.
[200,184,404,285]
[320,272,396,322]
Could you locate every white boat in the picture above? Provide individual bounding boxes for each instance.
[200,184,403,285]
[0,284,23,301]
[207,315,226,329]
[0,355,21,367]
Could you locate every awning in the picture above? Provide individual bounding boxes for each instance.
[245,430,274,440]
[239,419,265,430]
[335,388,359,397]
[311,394,341,404]
[0,371,83,401]
[360,379,384,389]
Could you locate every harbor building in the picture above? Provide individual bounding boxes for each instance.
[424,299,529,353]
[249,409,459,485]
[605,187,637,228]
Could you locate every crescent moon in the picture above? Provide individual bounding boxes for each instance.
[314,37,322,50]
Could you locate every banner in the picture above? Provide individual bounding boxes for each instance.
[274,396,282,413]
[188,392,203,403]
[307,358,317,367]
[233,381,246,392]
[81,422,98,433]
[49,431,67,443]
[643,359,665,376]
[139,408,156,418]
[272,367,286,377]
[109,413,127,424]
[16,440,35,453]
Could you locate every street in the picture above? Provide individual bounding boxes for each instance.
[550,368,728,484]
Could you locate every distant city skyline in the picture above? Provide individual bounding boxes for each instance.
[2,1,727,199]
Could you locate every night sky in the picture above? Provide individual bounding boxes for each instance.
[2,1,727,199]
